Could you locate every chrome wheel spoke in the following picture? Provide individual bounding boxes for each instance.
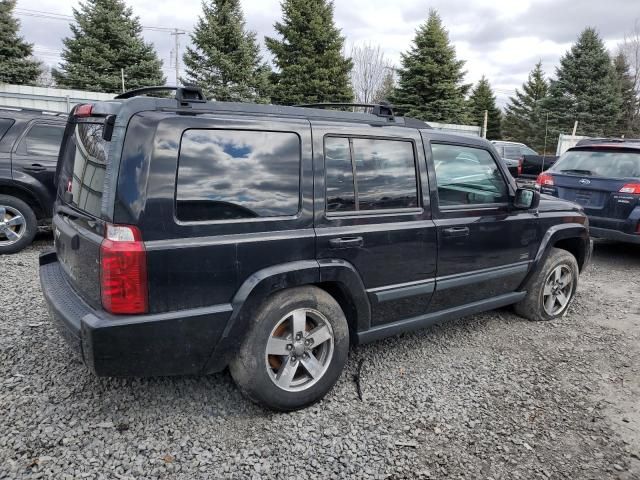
[4,228,19,241]
[559,272,572,287]
[307,324,332,347]
[556,291,569,307]
[543,283,553,295]
[301,353,323,379]
[544,293,556,313]
[275,356,299,389]
[292,310,306,337]
[266,336,291,356]
[5,215,24,227]
[553,266,562,283]
[0,206,5,219]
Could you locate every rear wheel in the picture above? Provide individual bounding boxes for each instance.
[229,286,349,411]
[0,195,37,255]
[514,247,579,321]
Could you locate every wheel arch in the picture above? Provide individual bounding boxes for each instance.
[0,179,49,220]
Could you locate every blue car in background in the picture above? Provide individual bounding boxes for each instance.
[536,138,640,244]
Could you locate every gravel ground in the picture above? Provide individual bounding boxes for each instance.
[1,236,639,480]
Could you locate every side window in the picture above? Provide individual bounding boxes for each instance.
[0,118,14,141]
[432,143,509,207]
[176,129,301,222]
[324,136,419,213]
[20,124,65,156]
[503,146,522,159]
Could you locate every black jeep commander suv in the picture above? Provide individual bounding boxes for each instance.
[0,106,66,254]
[40,87,592,411]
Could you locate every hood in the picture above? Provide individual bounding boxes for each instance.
[537,193,584,214]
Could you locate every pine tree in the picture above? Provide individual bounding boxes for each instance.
[502,61,549,152]
[391,9,470,123]
[0,0,41,85]
[612,52,639,137]
[542,28,622,142]
[265,0,353,105]
[467,76,501,139]
[52,0,165,93]
[373,69,395,103]
[183,0,270,103]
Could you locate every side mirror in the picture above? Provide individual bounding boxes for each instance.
[514,188,540,210]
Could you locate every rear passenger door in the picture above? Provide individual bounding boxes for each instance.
[312,122,437,327]
[423,134,540,312]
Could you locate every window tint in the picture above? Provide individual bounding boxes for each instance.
[550,150,640,178]
[0,118,14,141]
[522,146,538,155]
[503,146,522,159]
[432,143,509,207]
[68,123,108,217]
[22,124,64,156]
[324,137,419,213]
[325,137,355,212]
[176,129,301,222]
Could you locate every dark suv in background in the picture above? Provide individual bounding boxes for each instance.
[40,87,591,411]
[0,106,66,253]
[537,138,640,244]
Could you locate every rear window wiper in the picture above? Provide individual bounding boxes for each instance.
[560,169,595,176]
[55,204,95,221]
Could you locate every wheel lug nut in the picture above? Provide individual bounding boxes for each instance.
[291,356,297,362]
[286,344,293,351]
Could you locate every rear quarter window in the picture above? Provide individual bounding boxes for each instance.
[19,123,65,156]
[176,129,301,222]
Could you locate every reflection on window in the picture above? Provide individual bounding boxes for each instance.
[433,143,508,207]
[324,137,418,213]
[23,124,64,156]
[70,123,108,217]
[551,151,640,178]
[503,146,522,159]
[176,129,301,221]
[325,137,355,212]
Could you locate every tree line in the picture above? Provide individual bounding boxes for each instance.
[1,0,639,147]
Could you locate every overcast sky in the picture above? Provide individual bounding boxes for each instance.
[14,0,639,105]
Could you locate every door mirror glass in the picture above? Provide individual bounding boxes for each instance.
[514,188,540,210]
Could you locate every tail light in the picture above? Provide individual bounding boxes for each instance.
[100,224,148,314]
[536,172,554,187]
[75,104,94,117]
[517,157,523,177]
[619,184,640,194]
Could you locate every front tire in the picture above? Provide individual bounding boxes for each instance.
[229,286,349,411]
[514,247,579,321]
[0,195,37,255]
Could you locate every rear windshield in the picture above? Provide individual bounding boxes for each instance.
[551,149,640,178]
[59,122,108,217]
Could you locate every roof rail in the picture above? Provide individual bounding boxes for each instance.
[576,137,640,146]
[295,102,395,119]
[0,105,67,116]
[115,85,207,105]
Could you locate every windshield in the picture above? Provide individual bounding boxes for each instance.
[57,122,108,217]
[550,149,640,178]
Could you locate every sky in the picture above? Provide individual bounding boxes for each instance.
[13,0,640,106]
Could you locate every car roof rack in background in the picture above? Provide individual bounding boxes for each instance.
[115,85,207,105]
[295,102,395,119]
[0,105,67,117]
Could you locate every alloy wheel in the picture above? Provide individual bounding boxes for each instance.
[542,264,574,316]
[0,205,27,246]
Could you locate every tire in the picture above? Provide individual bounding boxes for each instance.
[0,195,37,255]
[229,286,349,411]
[514,247,579,321]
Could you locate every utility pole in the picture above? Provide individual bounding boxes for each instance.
[121,68,125,93]
[170,29,186,87]
[482,110,488,139]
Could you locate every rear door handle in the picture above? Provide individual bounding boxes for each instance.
[23,164,47,173]
[329,236,364,249]
[443,227,470,238]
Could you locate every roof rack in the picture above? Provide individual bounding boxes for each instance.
[115,85,207,105]
[0,105,67,117]
[576,137,640,146]
[295,102,395,119]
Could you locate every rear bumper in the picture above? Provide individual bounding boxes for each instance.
[39,252,233,376]
[590,227,640,244]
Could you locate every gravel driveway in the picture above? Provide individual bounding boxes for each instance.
[1,237,639,479]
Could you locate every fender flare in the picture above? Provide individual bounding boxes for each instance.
[202,258,371,373]
[0,174,53,217]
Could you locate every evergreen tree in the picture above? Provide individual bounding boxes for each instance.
[542,28,621,142]
[467,76,501,139]
[612,52,639,137]
[183,0,270,103]
[373,69,395,103]
[391,9,470,123]
[0,0,41,85]
[265,0,353,105]
[502,61,549,152]
[52,0,165,93]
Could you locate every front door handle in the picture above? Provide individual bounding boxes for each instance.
[329,236,364,249]
[23,163,47,173]
[443,227,470,238]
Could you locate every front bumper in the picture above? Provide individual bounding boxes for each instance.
[590,227,640,245]
[39,252,233,377]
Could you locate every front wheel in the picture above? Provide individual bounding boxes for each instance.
[514,247,579,321]
[0,195,37,255]
[229,286,349,411]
